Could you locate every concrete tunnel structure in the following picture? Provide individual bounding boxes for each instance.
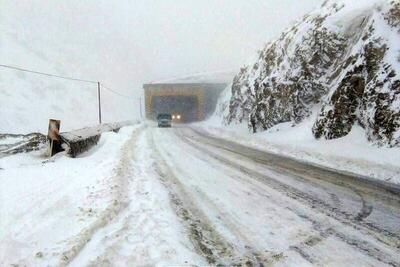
[143,82,227,123]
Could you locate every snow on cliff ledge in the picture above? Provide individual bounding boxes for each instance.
[221,0,400,147]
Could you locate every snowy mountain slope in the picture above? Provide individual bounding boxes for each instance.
[222,0,400,147]
[0,31,97,134]
[0,3,136,134]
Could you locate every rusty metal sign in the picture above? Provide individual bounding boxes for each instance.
[48,119,61,157]
[48,119,60,141]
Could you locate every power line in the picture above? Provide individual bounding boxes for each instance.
[0,63,134,99]
[1,62,140,124]
[101,83,134,99]
[0,63,98,84]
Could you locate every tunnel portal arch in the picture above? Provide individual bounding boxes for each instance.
[143,83,226,122]
[151,94,201,122]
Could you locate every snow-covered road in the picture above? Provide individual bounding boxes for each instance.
[1,123,400,266]
[147,125,400,266]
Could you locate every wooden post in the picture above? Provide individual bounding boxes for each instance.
[97,82,102,124]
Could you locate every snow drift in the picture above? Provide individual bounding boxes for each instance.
[222,0,400,147]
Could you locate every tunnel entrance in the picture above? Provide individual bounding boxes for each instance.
[151,95,199,123]
[144,83,227,122]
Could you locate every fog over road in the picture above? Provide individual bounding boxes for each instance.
[73,124,400,266]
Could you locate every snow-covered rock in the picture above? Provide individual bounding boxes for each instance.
[223,0,400,147]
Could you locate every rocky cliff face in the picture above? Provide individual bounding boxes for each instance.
[224,0,400,146]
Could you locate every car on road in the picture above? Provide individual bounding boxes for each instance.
[157,113,172,128]
[172,114,181,122]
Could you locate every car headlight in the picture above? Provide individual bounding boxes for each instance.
[177,115,181,119]
[172,115,176,119]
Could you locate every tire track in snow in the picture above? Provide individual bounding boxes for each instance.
[173,130,336,265]
[189,185,286,265]
[57,126,143,266]
[68,126,206,266]
[148,129,264,266]
[354,190,374,221]
[176,129,400,266]
[181,128,400,245]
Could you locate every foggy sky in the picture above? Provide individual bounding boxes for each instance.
[2,0,323,97]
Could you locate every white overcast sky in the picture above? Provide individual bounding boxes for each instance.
[2,0,323,95]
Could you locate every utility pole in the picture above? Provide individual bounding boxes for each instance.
[97,82,102,124]
[139,97,143,119]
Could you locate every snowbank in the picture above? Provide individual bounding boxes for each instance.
[0,123,204,265]
[197,112,400,185]
[0,125,140,265]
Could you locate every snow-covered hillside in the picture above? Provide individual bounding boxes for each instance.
[0,3,136,134]
[222,0,400,147]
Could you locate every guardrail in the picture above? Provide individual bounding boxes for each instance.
[59,121,135,157]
